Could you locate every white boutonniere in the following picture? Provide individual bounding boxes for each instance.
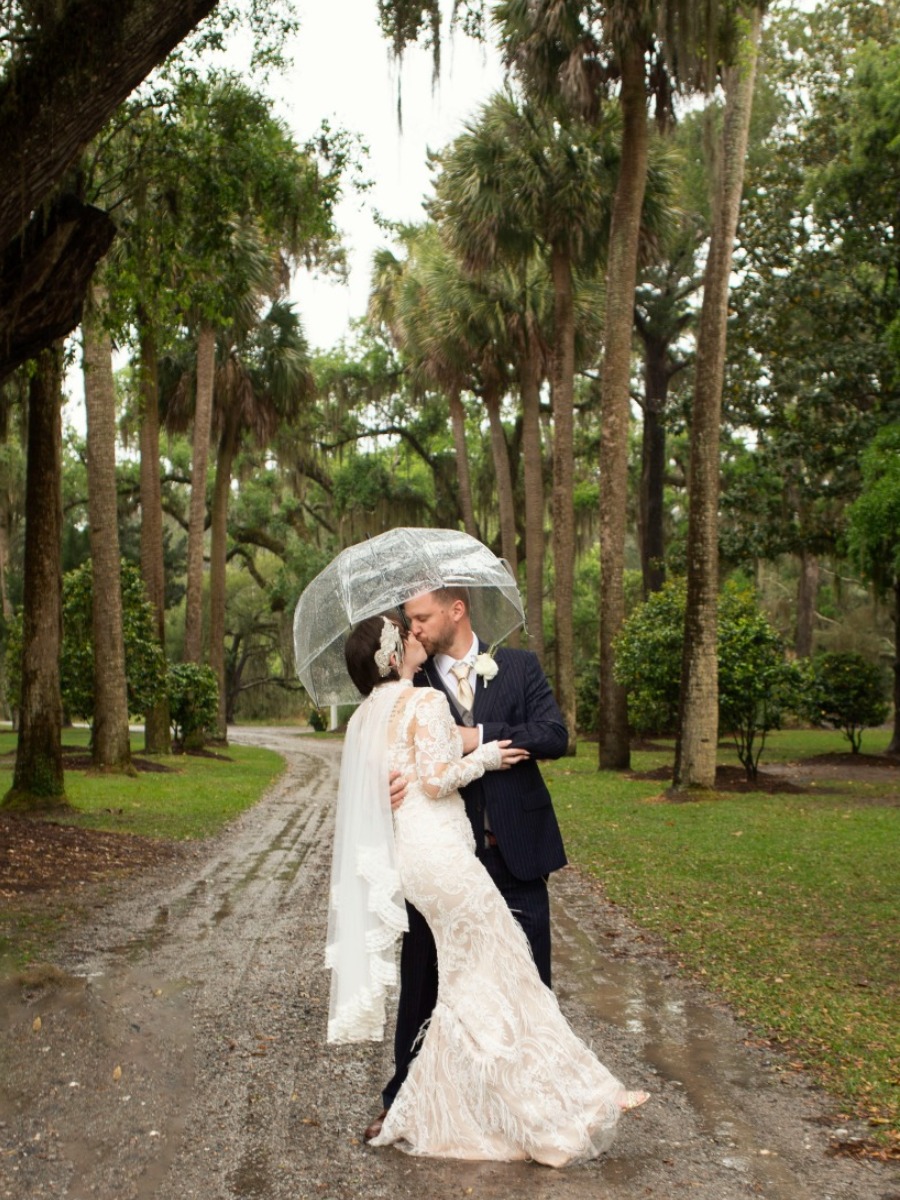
[474,647,500,686]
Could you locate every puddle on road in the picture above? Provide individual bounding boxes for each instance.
[103,878,209,960]
[227,1142,272,1199]
[552,895,813,1196]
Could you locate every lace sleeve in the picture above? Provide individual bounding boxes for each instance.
[412,690,502,799]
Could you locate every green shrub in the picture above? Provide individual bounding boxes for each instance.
[168,663,219,745]
[308,706,327,732]
[612,580,686,736]
[59,561,168,724]
[615,579,801,778]
[799,651,889,753]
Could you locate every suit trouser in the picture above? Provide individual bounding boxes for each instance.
[382,846,552,1109]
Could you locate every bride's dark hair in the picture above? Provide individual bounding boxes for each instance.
[345,615,405,696]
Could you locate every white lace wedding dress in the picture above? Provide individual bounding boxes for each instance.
[369,680,626,1166]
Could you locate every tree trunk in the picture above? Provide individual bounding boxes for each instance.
[794,549,819,658]
[138,321,171,753]
[183,320,215,665]
[448,386,478,538]
[674,10,762,791]
[550,245,576,752]
[640,333,669,598]
[4,348,65,807]
[209,411,240,742]
[888,577,900,756]
[482,383,518,580]
[0,382,19,721]
[82,282,131,770]
[0,0,220,380]
[0,0,218,254]
[521,337,545,664]
[598,39,649,770]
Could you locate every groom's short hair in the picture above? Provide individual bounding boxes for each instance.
[433,585,470,612]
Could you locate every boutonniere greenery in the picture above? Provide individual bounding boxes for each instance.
[473,645,500,686]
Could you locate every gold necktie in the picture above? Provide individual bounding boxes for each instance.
[450,661,474,711]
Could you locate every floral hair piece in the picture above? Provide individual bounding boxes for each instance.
[374,617,404,677]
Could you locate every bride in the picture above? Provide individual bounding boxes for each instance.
[325,614,648,1167]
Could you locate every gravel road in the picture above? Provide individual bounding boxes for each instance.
[0,727,896,1200]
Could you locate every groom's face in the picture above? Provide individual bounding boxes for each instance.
[404,593,457,657]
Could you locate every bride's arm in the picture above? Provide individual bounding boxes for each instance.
[412,691,502,800]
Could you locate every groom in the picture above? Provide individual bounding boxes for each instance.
[365,585,569,1140]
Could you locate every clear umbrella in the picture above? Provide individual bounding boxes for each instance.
[293,527,524,706]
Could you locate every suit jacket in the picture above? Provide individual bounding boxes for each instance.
[416,644,568,882]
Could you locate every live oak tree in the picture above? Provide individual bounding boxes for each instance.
[722,1,900,659]
[3,348,66,808]
[0,0,221,382]
[207,300,316,739]
[496,0,745,771]
[431,92,620,742]
[368,226,483,544]
[0,0,298,800]
[0,0,304,380]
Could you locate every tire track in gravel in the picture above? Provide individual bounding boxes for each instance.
[0,728,893,1200]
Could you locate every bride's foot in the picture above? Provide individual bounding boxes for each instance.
[618,1090,650,1112]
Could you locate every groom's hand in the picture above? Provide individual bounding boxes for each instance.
[389,770,407,811]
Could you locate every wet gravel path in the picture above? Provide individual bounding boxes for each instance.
[0,728,895,1200]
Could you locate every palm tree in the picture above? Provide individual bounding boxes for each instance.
[414,235,519,579]
[208,300,315,738]
[674,6,764,790]
[156,78,345,673]
[81,280,131,770]
[497,0,734,768]
[182,321,216,665]
[432,91,625,746]
[136,314,172,753]
[634,211,704,597]
[488,257,554,662]
[369,229,482,541]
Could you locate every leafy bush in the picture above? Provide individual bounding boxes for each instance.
[58,560,168,724]
[717,594,802,779]
[308,706,327,732]
[168,663,219,746]
[799,651,889,753]
[615,579,801,778]
[612,580,686,736]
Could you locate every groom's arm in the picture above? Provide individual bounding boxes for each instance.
[480,652,568,760]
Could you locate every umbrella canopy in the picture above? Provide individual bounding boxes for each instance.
[294,527,524,706]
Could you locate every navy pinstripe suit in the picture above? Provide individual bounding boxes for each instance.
[382,644,568,1108]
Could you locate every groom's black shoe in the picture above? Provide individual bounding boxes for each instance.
[364,1108,388,1141]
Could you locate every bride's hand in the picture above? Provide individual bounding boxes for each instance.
[495,739,530,769]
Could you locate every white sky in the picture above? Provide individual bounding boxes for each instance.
[63,2,503,426]
[278,0,505,351]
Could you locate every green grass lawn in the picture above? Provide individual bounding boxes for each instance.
[0,727,284,840]
[0,728,284,971]
[546,728,899,1140]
